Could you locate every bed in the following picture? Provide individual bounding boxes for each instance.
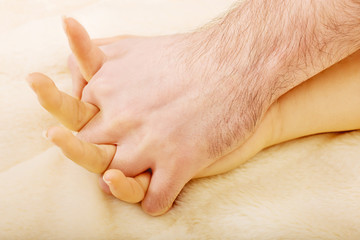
[1,0,360,239]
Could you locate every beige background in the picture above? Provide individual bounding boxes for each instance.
[1,0,360,239]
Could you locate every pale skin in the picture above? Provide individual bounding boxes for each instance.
[28,42,360,208]
[30,0,360,215]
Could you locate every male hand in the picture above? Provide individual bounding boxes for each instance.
[62,17,268,216]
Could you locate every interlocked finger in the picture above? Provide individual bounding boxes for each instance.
[27,72,98,131]
[63,17,106,82]
[103,169,151,203]
[46,126,115,173]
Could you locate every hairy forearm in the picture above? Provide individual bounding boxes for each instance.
[192,0,360,104]
[218,0,360,94]
[183,0,360,155]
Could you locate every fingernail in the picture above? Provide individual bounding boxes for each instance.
[103,174,111,185]
[42,130,49,140]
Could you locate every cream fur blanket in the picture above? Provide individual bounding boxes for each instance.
[1,1,360,239]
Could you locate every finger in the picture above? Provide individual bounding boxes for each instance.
[76,112,142,145]
[63,17,106,81]
[26,72,98,131]
[67,35,135,98]
[97,143,150,196]
[102,169,151,203]
[92,35,135,46]
[108,143,151,177]
[141,168,191,216]
[46,126,115,173]
[67,54,87,99]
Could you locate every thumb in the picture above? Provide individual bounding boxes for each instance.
[63,17,106,81]
[141,167,191,216]
[102,169,151,204]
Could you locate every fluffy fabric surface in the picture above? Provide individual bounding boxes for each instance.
[1,1,360,239]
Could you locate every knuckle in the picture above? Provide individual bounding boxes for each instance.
[81,83,97,103]
[112,145,139,171]
[81,80,109,105]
